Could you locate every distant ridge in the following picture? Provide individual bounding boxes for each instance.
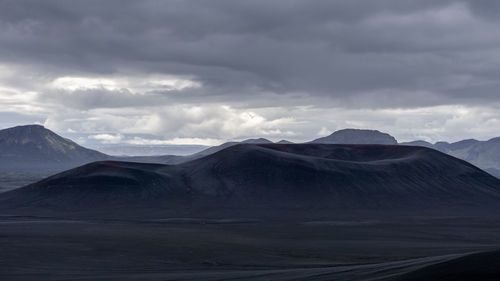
[1,124,499,180]
[148,137,274,164]
[241,138,272,144]
[401,137,500,178]
[399,140,434,148]
[0,125,108,169]
[311,128,398,145]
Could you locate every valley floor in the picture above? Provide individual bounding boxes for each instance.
[0,170,60,193]
[1,214,500,280]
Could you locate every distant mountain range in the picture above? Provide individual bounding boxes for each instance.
[400,138,500,178]
[127,129,399,165]
[0,125,498,179]
[2,143,499,214]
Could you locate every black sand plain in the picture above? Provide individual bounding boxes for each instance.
[2,214,500,280]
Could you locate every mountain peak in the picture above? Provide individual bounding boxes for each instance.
[0,124,60,143]
[311,128,398,145]
[241,138,272,144]
[4,124,47,133]
[0,124,107,168]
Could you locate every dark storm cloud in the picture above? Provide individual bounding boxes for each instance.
[1,0,499,109]
[466,0,500,20]
[1,0,500,143]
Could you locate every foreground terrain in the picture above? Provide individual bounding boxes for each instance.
[1,215,500,280]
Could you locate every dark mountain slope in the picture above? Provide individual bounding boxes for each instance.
[0,125,108,169]
[311,128,397,144]
[177,144,500,208]
[395,251,500,281]
[486,168,500,178]
[0,161,178,209]
[1,144,499,213]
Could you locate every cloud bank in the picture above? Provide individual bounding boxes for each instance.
[0,0,499,144]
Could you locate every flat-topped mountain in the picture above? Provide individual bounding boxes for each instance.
[311,129,398,145]
[0,125,108,169]
[2,143,499,214]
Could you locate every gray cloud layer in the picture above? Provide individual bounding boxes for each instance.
[0,0,499,144]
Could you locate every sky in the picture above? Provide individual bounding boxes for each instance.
[0,0,499,146]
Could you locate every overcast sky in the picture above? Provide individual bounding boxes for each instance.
[1,0,499,145]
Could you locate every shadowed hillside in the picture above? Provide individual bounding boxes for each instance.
[2,144,499,215]
[395,251,500,281]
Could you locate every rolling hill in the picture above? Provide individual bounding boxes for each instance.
[2,143,499,214]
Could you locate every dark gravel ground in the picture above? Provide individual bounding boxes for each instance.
[1,215,500,280]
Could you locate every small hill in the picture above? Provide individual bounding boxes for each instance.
[311,129,397,145]
[399,140,434,148]
[0,125,108,169]
[241,138,272,144]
